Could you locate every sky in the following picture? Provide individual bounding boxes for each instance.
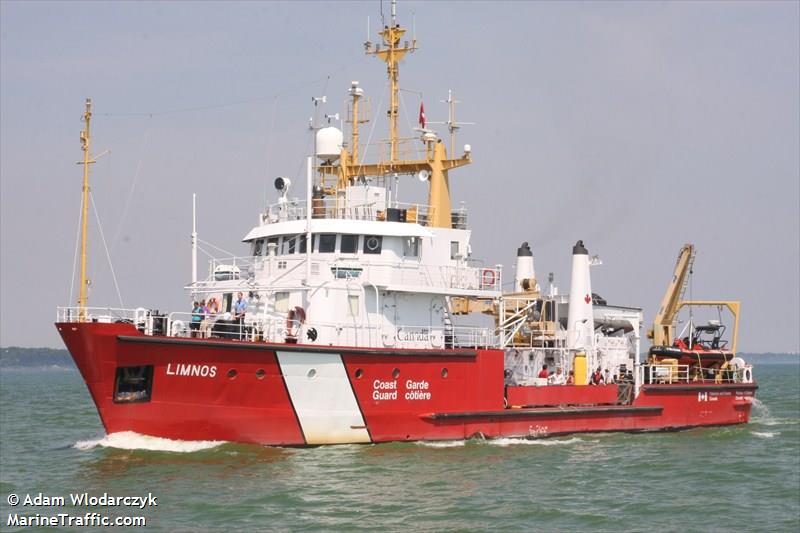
[1,0,798,353]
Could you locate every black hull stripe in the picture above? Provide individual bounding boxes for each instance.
[423,405,663,420]
[642,384,758,393]
[117,335,477,358]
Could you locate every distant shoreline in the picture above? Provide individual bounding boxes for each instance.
[1,346,798,368]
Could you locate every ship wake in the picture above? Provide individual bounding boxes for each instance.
[74,431,227,453]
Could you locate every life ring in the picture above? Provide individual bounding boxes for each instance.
[481,269,496,288]
[365,236,381,252]
[207,297,220,314]
[286,306,306,338]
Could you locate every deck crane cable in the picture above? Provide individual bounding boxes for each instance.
[89,191,125,308]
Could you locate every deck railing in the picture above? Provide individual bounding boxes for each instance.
[639,363,753,385]
[261,198,444,227]
[56,307,497,350]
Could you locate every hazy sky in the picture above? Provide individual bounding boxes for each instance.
[1,1,798,353]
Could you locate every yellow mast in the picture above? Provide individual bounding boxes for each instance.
[77,98,93,321]
[323,3,471,228]
[367,21,414,162]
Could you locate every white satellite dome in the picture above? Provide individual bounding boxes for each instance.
[316,126,343,161]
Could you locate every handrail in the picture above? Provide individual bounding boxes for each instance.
[639,362,753,385]
[56,306,497,349]
[261,197,450,227]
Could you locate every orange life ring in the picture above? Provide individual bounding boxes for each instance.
[286,306,306,337]
[481,269,496,288]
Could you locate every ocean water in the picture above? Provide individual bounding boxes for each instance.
[1,363,798,532]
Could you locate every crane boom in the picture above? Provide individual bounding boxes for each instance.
[648,243,695,346]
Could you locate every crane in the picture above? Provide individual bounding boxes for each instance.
[648,244,740,354]
[648,244,695,347]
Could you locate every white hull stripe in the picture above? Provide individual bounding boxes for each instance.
[276,351,371,445]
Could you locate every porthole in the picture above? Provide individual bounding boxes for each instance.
[355,368,364,379]
[441,368,448,378]
[227,369,238,379]
[392,368,400,379]
[255,369,266,379]
[307,368,317,379]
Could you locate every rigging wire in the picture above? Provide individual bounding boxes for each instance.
[68,199,83,306]
[110,123,152,251]
[397,89,424,160]
[263,95,280,206]
[90,192,125,308]
[688,260,694,348]
[355,81,388,172]
[197,238,239,258]
[95,63,362,118]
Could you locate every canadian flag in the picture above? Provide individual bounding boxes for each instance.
[418,101,426,128]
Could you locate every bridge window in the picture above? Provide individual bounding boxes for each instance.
[253,239,264,256]
[282,235,297,255]
[319,234,336,253]
[364,235,382,254]
[298,234,308,254]
[450,241,460,259]
[403,237,420,257]
[341,234,358,254]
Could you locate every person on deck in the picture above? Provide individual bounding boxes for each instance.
[233,292,248,339]
[199,299,213,338]
[538,364,549,379]
[548,366,566,385]
[190,301,203,338]
[566,371,574,385]
[591,367,604,385]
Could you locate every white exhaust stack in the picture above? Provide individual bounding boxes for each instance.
[567,240,594,351]
[514,241,539,292]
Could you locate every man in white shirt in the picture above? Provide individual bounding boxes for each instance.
[549,366,566,385]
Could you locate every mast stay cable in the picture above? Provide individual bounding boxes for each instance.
[89,192,125,308]
[68,201,83,307]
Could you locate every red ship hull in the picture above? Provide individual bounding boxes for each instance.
[57,322,757,445]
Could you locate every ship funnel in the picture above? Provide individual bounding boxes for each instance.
[567,240,594,351]
[514,241,539,292]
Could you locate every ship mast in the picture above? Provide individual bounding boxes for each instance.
[322,0,472,228]
[77,98,93,321]
[366,0,416,162]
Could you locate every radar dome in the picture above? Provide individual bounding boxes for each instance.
[316,127,343,161]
